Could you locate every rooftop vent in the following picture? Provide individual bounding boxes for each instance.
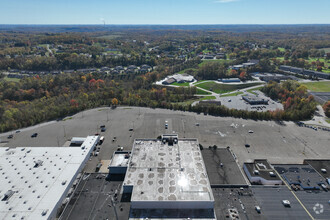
[269,172,276,177]
[34,160,43,168]
[321,168,327,173]
[254,170,259,175]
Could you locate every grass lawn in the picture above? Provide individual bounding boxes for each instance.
[300,81,330,92]
[246,86,264,95]
[196,82,264,94]
[278,47,286,52]
[275,57,285,61]
[196,88,212,95]
[172,82,190,87]
[326,118,330,124]
[177,68,197,74]
[198,59,232,67]
[221,92,244,97]
[2,76,20,82]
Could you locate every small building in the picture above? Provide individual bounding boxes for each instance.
[231,64,244,70]
[70,137,87,146]
[243,159,282,185]
[243,95,268,105]
[162,77,176,85]
[242,62,256,68]
[108,151,131,174]
[219,78,241,83]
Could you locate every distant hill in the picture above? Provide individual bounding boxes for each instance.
[0,24,330,33]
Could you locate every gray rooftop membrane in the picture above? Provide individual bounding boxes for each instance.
[123,139,214,209]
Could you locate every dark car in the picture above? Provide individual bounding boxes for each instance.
[7,134,13,139]
[101,127,106,132]
[31,133,38,138]
[245,144,250,148]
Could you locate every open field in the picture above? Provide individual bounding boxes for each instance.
[277,47,286,52]
[301,81,330,92]
[1,76,20,82]
[1,107,329,173]
[176,67,197,74]
[196,82,264,94]
[198,59,232,67]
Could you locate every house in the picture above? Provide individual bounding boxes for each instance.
[162,77,176,85]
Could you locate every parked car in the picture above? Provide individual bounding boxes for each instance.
[7,134,13,139]
[31,133,38,138]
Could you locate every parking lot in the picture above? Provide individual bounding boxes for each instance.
[1,106,329,169]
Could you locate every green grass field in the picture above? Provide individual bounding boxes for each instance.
[172,82,190,87]
[198,59,232,67]
[300,81,330,92]
[196,82,264,94]
[196,88,212,95]
[176,68,197,74]
[278,47,286,52]
[2,76,20,82]
[221,91,244,97]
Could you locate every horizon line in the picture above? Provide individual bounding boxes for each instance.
[0,23,330,26]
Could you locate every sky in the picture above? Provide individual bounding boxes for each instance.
[0,0,329,25]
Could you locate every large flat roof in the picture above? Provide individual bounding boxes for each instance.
[252,186,311,220]
[0,136,98,220]
[245,159,281,181]
[202,148,247,186]
[274,164,326,190]
[304,159,330,179]
[123,138,214,205]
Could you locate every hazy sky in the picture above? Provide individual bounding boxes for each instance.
[0,0,329,25]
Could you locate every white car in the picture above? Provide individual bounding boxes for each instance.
[248,130,254,133]
[282,200,291,207]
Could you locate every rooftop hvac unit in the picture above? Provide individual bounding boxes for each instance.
[254,170,259,175]
[2,190,14,201]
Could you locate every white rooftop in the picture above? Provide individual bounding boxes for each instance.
[123,138,214,209]
[0,136,99,220]
[109,152,130,167]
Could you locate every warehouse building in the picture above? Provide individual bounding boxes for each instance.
[0,136,99,220]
